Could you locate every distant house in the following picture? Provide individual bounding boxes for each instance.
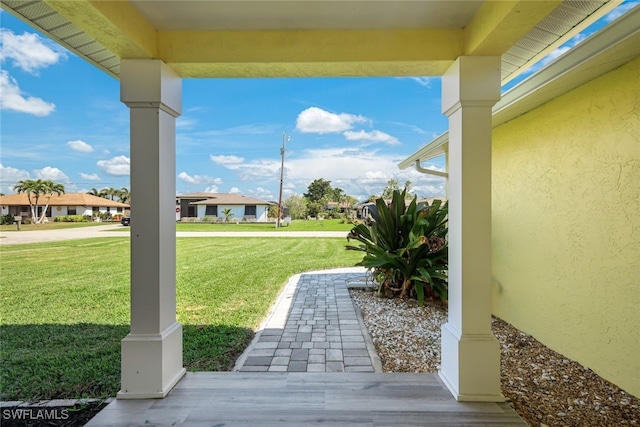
[355,197,446,219]
[0,193,130,220]
[325,201,353,216]
[176,192,272,222]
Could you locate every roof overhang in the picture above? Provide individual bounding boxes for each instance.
[399,4,640,170]
[0,0,620,79]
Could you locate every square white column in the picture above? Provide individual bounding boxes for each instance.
[118,59,185,399]
[439,56,503,402]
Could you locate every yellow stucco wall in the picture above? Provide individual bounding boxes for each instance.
[492,57,640,397]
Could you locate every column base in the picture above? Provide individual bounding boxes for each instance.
[439,322,504,402]
[118,321,186,399]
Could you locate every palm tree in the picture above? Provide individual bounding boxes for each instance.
[14,179,66,223]
[88,188,102,197]
[38,181,65,223]
[117,187,130,204]
[221,208,234,223]
[104,187,117,200]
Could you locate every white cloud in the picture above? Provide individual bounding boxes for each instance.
[408,77,433,88]
[204,185,219,193]
[228,159,281,181]
[247,187,274,201]
[178,171,223,185]
[97,156,130,176]
[177,117,197,129]
[229,187,240,194]
[604,2,639,22]
[210,155,245,165]
[0,163,30,192]
[0,29,65,74]
[34,166,69,183]
[0,70,55,116]
[80,172,101,181]
[343,130,400,145]
[67,139,94,153]
[296,107,368,134]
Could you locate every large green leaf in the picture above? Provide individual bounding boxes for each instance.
[346,190,449,304]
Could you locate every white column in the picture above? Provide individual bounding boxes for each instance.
[118,59,185,399]
[439,56,503,402]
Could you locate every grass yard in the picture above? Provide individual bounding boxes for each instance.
[0,237,362,401]
[0,221,114,232]
[174,218,355,232]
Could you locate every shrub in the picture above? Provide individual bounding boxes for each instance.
[54,215,88,222]
[202,216,217,223]
[346,190,448,304]
[0,214,15,225]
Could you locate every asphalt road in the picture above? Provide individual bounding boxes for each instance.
[0,224,349,245]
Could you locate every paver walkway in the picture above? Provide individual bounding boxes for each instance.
[234,268,382,373]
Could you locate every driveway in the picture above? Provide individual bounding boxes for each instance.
[0,225,348,245]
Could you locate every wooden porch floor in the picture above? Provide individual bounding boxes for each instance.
[86,372,527,426]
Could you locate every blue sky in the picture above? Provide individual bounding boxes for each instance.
[1,2,636,202]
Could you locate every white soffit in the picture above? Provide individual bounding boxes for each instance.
[501,0,620,83]
[399,4,640,169]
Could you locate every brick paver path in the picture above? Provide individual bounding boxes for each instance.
[235,268,380,373]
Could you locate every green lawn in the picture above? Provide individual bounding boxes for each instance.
[0,237,362,400]
[0,221,114,232]
[175,218,355,232]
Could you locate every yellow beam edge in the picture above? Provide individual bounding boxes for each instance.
[158,29,463,65]
[464,0,562,56]
[169,61,456,79]
[44,0,157,59]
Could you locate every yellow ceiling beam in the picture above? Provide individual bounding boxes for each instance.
[168,60,457,79]
[158,29,462,77]
[44,0,157,58]
[464,0,562,56]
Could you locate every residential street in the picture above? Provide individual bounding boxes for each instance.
[0,224,348,245]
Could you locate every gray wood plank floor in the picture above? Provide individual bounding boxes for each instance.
[86,372,527,426]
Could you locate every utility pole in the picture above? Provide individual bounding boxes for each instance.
[276,132,288,228]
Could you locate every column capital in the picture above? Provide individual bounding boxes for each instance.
[442,56,501,115]
[120,59,182,117]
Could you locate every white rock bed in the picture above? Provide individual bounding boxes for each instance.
[350,289,639,427]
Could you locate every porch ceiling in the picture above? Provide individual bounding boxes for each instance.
[0,0,620,80]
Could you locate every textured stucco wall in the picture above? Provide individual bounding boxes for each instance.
[492,57,640,397]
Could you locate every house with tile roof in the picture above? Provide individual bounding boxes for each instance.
[176,192,272,222]
[0,193,130,221]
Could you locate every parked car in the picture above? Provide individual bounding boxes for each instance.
[121,216,131,226]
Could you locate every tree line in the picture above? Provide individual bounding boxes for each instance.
[88,187,130,204]
[280,178,414,220]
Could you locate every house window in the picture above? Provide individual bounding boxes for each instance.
[244,205,257,216]
[205,205,218,216]
[68,207,77,215]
